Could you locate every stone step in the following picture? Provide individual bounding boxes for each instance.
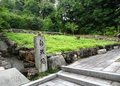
[61,66,120,82]
[57,72,112,86]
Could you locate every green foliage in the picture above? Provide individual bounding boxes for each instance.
[104,26,118,37]
[65,22,78,35]
[5,32,118,54]
[42,16,54,31]
[0,0,120,36]
[32,69,60,80]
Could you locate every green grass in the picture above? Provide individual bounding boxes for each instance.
[5,32,118,54]
[32,69,60,81]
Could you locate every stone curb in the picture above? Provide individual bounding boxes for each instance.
[61,66,120,82]
[57,73,111,86]
[21,73,57,86]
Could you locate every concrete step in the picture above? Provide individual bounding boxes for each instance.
[61,66,120,82]
[57,72,112,86]
[58,71,120,86]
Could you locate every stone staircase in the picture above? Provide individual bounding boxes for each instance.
[22,66,120,86]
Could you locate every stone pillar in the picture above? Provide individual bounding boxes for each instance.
[34,36,47,72]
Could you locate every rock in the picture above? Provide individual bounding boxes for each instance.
[1,60,12,69]
[19,50,26,60]
[7,43,18,55]
[75,35,80,39]
[80,49,90,58]
[24,61,35,68]
[46,54,56,58]
[8,29,13,32]
[105,44,113,51]
[97,49,107,54]
[26,50,35,62]
[114,46,119,49]
[0,67,5,70]
[88,47,97,56]
[20,68,29,77]
[64,51,78,64]
[48,55,66,70]
[74,50,81,58]
[27,68,38,80]
[96,45,104,50]
[5,40,15,46]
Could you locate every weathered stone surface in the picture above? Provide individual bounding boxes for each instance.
[80,49,90,58]
[24,61,35,68]
[48,55,66,69]
[7,43,19,55]
[0,60,12,69]
[88,48,97,56]
[26,50,35,62]
[114,46,119,49]
[19,50,26,60]
[105,44,113,51]
[34,36,47,72]
[27,68,38,80]
[64,51,78,64]
[5,39,15,46]
[0,68,30,86]
[97,49,107,54]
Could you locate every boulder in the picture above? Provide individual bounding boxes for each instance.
[105,44,113,51]
[25,50,35,62]
[80,49,90,58]
[97,49,107,54]
[113,46,119,49]
[24,61,35,68]
[27,68,38,80]
[5,39,15,46]
[0,60,12,69]
[64,51,78,64]
[48,55,66,70]
[19,50,26,60]
[88,47,97,56]
[74,50,81,58]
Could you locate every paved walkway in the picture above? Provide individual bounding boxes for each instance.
[69,48,120,73]
[23,48,120,86]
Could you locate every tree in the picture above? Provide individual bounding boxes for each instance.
[65,22,78,35]
[39,1,55,19]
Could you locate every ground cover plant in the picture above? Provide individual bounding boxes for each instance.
[5,32,118,54]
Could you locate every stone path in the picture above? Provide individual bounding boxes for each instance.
[0,41,8,51]
[23,48,120,86]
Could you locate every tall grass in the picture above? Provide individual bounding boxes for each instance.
[5,32,118,54]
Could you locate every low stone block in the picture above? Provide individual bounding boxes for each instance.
[0,68,30,86]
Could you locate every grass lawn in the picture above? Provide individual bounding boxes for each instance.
[5,32,118,54]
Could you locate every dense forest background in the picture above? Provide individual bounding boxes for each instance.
[0,0,120,36]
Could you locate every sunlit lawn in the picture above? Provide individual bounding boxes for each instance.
[5,32,118,54]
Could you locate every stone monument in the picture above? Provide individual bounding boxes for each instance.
[34,36,47,72]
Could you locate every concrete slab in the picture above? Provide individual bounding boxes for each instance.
[0,68,29,86]
[57,73,111,86]
[62,66,120,82]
